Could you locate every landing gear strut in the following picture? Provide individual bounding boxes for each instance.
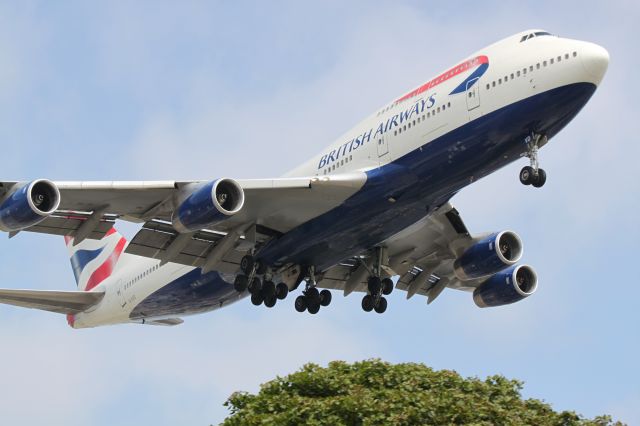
[293,266,332,315]
[361,247,393,314]
[520,133,547,188]
[235,254,288,308]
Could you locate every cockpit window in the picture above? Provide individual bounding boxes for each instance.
[520,31,553,42]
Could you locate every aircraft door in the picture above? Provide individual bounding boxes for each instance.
[376,134,389,158]
[116,278,127,309]
[466,77,480,111]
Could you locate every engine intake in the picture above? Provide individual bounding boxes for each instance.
[473,264,538,308]
[454,231,523,280]
[172,178,244,233]
[0,179,61,232]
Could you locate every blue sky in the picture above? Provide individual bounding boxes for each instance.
[0,1,638,424]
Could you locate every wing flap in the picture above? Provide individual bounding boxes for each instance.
[0,289,104,314]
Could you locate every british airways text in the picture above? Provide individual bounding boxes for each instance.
[318,94,437,169]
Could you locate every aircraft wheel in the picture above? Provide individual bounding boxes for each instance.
[264,295,277,308]
[367,276,381,294]
[275,283,289,300]
[362,295,374,312]
[307,300,321,314]
[294,295,307,312]
[255,259,268,275]
[532,168,547,188]
[305,287,320,302]
[320,289,332,307]
[248,277,262,295]
[374,297,388,314]
[251,292,264,306]
[240,255,254,274]
[233,275,248,292]
[381,278,394,295]
[519,166,534,185]
[262,280,276,299]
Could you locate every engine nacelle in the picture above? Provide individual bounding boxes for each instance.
[0,179,61,232]
[473,264,538,308]
[453,231,523,280]
[172,178,245,233]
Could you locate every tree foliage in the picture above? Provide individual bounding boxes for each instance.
[222,359,623,426]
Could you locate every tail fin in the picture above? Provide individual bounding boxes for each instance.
[64,228,128,291]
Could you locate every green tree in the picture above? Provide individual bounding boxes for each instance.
[222,359,623,426]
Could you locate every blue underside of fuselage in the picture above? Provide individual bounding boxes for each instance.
[131,82,596,319]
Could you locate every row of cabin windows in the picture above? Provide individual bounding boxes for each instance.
[394,101,452,136]
[125,263,160,289]
[322,155,354,175]
[485,51,578,90]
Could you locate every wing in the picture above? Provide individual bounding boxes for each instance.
[316,203,488,303]
[0,288,104,314]
[3,172,366,241]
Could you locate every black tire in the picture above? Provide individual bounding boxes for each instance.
[519,166,534,185]
[320,289,332,307]
[305,287,320,303]
[362,295,374,312]
[240,255,254,274]
[307,300,320,314]
[262,280,276,299]
[381,278,394,295]
[264,295,277,308]
[374,297,388,314]
[532,168,547,188]
[251,292,263,306]
[276,283,289,300]
[294,295,307,312]
[248,277,262,295]
[233,275,248,292]
[255,259,268,275]
[367,276,381,295]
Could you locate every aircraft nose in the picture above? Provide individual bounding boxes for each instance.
[581,42,609,84]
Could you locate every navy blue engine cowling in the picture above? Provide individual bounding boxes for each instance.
[0,179,61,232]
[453,231,523,280]
[172,178,245,233]
[473,264,538,308]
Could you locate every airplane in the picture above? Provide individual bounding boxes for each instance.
[0,29,608,328]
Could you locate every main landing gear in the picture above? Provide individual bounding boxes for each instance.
[233,255,289,308]
[293,266,332,315]
[361,247,393,314]
[519,133,547,188]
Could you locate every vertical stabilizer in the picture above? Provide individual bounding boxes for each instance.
[64,228,128,291]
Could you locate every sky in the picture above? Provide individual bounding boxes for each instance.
[0,1,638,424]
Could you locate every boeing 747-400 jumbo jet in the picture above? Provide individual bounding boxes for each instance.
[0,30,608,328]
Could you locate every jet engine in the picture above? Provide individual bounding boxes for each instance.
[0,179,61,232]
[473,264,538,308]
[172,178,245,233]
[453,231,523,280]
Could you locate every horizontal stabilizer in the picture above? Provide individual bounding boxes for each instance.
[0,289,104,314]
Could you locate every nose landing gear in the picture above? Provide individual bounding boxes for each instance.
[519,133,547,188]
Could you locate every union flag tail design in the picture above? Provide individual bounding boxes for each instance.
[64,228,128,291]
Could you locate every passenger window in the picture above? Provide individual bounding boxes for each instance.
[417,117,421,123]
[492,81,496,87]
[557,55,561,62]
[498,78,502,84]
[529,65,534,72]
[510,73,514,79]
[349,155,352,160]
[543,60,547,66]
[486,84,490,90]
[536,63,540,69]
[427,112,431,118]
[573,51,577,57]
[437,107,441,113]
[394,130,397,136]
[523,68,527,75]
[447,102,451,107]
[408,123,411,129]
[565,53,569,59]
[517,71,520,77]
[550,58,554,64]
[403,125,407,131]
[413,119,416,125]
